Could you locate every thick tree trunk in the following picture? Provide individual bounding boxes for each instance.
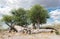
[33,23,36,29]
[37,17,40,29]
[9,26,18,32]
[5,22,18,32]
[37,20,40,29]
[37,23,40,29]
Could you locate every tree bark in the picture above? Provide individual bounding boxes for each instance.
[37,23,40,29]
[37,20,40,29]
[8,26,18,32]
[33,23,36,29]
[5,22,18,32]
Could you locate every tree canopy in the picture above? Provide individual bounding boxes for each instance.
[2,15,14,26]
[2,4,50,30]
[11,8,28,26]
[29,4,49,29]
[2,15,18,32]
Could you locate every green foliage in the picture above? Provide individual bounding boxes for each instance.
[2,15,14,23]
[55,30,60,35]
[29,4,49,24]
[2,4,50,28]
[11,8,28,26]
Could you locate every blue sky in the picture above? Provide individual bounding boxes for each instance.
[0,0,60,25]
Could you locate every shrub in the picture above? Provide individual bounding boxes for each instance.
[55,30,60,35]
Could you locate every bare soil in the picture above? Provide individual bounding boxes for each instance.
[0,31,60,39]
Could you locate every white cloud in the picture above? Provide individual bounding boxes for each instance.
[2,0,34,8]
[0,0,21,16]
[0,0,60,16]
[54,20,60,23]
[0,0,34,16]
[0,6,12,15]
[50,9,60,23]
[50,9,60,20]
[0,0,60,22]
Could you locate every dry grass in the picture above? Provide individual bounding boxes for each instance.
[0,31,60,39]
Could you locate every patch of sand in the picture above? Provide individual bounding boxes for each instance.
[0,32,60,39]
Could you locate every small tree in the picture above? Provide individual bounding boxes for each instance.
[11,8,28,27]
[29,4,49,29]
[2,15,18,32]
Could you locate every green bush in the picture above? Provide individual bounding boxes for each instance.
[55,30,60,35]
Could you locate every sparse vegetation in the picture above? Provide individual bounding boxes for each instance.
[55,30,60,35]
[0,4,60,39]
[1,4,49,33]
[29,4,49,29]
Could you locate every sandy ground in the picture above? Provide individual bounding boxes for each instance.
[0,32,60,39]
